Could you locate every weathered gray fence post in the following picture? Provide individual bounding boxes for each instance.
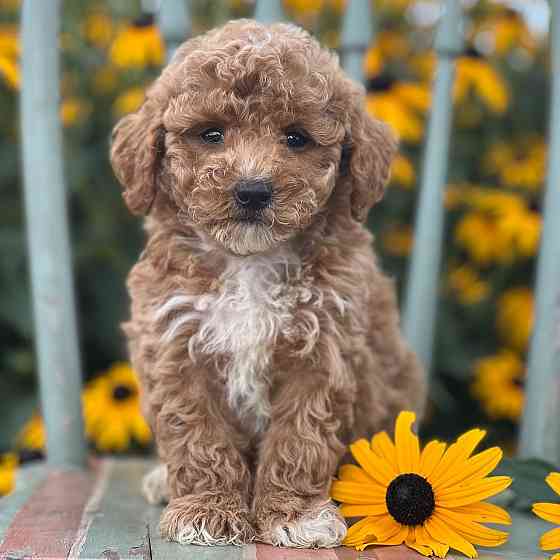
[340,0,374,83]
[20,0,87,468]
[254,0,284,23]
[403,0,463,376]
[519,3,560,464]
[158,0,191,62]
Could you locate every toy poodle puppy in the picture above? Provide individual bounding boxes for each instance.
[110,19,425,549]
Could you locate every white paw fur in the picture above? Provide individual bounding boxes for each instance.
[269,501,347,548]
[142,464,169,505]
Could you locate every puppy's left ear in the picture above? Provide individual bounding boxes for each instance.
[344,96,398,222]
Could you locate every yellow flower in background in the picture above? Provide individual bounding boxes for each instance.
[471,350,524,422]
[475,8,536,57]
[0,24,19,89]
[375,0,413,14]
[110,14,164,69]
[496,287,534,353]
[16,413,46,452]
[83,362,151,452]
[0,453,17,496]
[485,138,547,192]
[454,49,509,114]
[453,190,541,265]
[366,75,431,142]
[60,98,91,127]
[382,224,413,257]
[364,31,411,77]
[82,11,114,49]
[113,87,145,116]
[331,411,511,557]
[93,66,118,94]
[391,153,415,188]
[0,0,19,10]
[533,473,560,560]
[447,264,489,305]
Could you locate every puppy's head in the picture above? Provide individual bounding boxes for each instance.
[111,19,396,255]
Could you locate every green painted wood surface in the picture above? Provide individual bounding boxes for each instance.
[0,460,555,559]
[20,0,86,468]
[340,0,374,84]
[403,0,464,376]
[518,2,560,465]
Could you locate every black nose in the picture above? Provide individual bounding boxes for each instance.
[234,180,272,211]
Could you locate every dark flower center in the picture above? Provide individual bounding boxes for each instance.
[464,46,483,59]
[133,13,155,28]
[386,473,436,526]
[112,384,135,401]
[367,74,396,93]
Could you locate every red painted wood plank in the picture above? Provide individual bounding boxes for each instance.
[0,467,97,558]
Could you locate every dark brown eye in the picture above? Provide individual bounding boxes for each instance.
[200,127,224,144]
[286,130,309,149]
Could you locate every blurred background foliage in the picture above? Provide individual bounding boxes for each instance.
[0,0,550,493]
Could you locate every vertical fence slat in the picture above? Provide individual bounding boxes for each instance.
[519,4,560,463]
[20,0,86,468]
[158,0,191,62]
[340,0,374,84]
[254,0,285,24]
[402,1,463,376]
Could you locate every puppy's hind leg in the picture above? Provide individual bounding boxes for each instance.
[142,463,169,505]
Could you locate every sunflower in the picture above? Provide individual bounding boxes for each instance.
[82,10,114,50]
[454,48,509,115]
[496,287,534,353]
[382,224,413,257]
[331,411,512,558]
[471,350,524,422]
[83,362,152,452]
[484,137,547,192]
[366,74,431,143]
[453,190,541,265]
[16,412,46,455]
[364,30,411,78]
[474,8,536,57]
[391,153,415,188]
[113,87,145,116]
[0,453,17,496]
[109,14,164,70]
[60,97,91,127]
[447,264,489,305]
[533,473,560,559]
[0,24,19,89]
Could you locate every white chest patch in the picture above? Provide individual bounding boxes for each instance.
[157,251,306,430]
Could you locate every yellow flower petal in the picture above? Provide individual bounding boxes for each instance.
[436,476,512,508]
[394,411,420,472]
[434,447,503,491]
[436,508,509,547]
[330,480,386,504]
[339,503,388,517]
[414,525,450,558]
[453,501,512,525]
[541,527,560,551]
[419,440,447,479]
[429,429,486,487]
[350,439,395,485]
[547,473,560,496]
[533,502,560,525]
[370,430,399,473]
[337,463,375,484]
[344,516,380,546]
[426,514,478,558]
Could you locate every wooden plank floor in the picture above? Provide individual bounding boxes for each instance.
[0,459,551,559]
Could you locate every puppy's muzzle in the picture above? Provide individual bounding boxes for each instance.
[234,180,272,212]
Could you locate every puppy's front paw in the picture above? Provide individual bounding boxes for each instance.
[256,499,347,548]
[160,493,255,546]
[142,464,169,505]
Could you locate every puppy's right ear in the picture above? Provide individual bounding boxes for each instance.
[110,99,165,215]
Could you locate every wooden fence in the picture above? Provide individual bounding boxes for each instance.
[19,0,560,470]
